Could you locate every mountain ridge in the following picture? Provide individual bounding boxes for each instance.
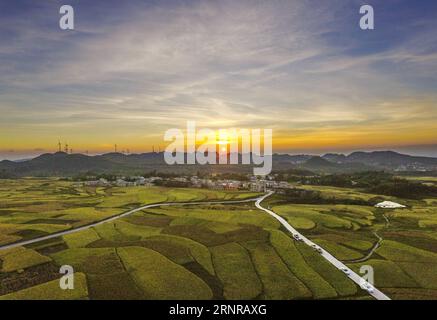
[1,150,437,177]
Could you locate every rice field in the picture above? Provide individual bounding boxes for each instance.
[270,184,437,300]
[0,178,260,246]
[0,179,363,300]
[1,178,436,299]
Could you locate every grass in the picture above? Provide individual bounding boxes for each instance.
[210,242,262,300]
[139,238,193,265]
[271,182,437,299]
[296,243,358,297]
[0,179,259,248]
[164,189,260,202]
[282,216,315,229]
[0,233,21,246]
[63,228,101,248]
[242,240,312,299]
[148,204,280,229]
[2,178,437,300]
[376,240,437,263]
[114,220,162,239]
[51,207,120,225]
[143,234,215,275]
[398,262,437,289]
[124,213,172,227]
[14,223,69,235]
[299,185,385,202]
[203,221,242,233]
[273,205,355,230]
[313,239,364,260]
[342,239,374,251]
[382,288,437,300]
[87,272,143,300]
[0,272,88,300]
[0,247,51,273]
[117,246,213,300]
[50,248,124,275]
[403,176,437,183]
[348,259,418,288]
[269,230,338,299]
[93,223,128,242]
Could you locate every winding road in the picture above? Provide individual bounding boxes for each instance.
[346,211,390,264]
[0,198,257,251]
[0,191,391,300]
[346,231,383,264]
[256,192,390,300]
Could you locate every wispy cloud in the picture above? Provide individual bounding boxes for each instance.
[0,0,436,158]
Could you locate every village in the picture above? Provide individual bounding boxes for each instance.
[73,174,292,193]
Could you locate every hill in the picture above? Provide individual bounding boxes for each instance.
[1,150,437,177]
[322,151,437,170]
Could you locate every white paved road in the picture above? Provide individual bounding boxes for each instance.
[0,191,391,300]
[255,191,391,300]
[0,198,257,251]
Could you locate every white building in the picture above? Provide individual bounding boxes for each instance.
[375,201,406,209]
[250,181,266,192]
[116,179,128,187]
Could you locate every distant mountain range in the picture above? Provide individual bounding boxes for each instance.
[1,150,437,177]
[275,151,437,173]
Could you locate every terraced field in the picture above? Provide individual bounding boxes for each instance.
[269,185,437,300]
[403,176,437,187]
[0,179,259,247]
[0,200,367,300]
[1,178,436,300]
[0,179,364,300]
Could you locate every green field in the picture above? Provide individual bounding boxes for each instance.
[1,178,437,299]
[270,184,437,300]
[0,179,260,246]
[0,179,364,299]
[402,176,437,187]
[42,201,364,300]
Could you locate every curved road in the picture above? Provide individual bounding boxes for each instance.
[347,212,390,264]
[346,232,383,264]
[0,191,390,300]
[0,198,257,251]
[255,192,390,300]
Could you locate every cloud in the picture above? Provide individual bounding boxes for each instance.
[0,0,436,153]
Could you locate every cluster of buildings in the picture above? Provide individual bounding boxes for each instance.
[77,176,162,187]
[167,175,291,192]
[394,163,431,172]
[76,174,292,192]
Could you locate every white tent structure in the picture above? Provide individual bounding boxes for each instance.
[375,201,406,209]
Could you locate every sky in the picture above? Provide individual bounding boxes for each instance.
[0,0,436,160]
